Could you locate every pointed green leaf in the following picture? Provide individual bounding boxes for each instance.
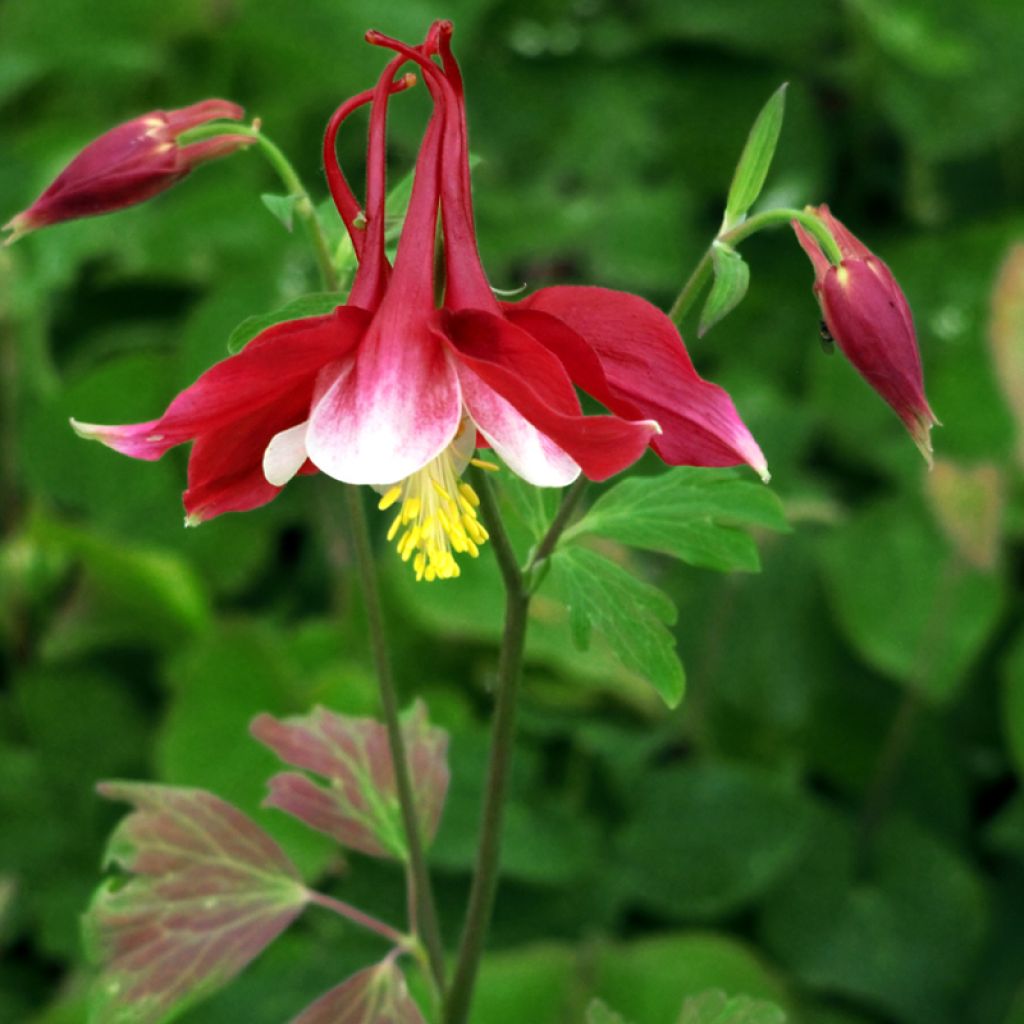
[678,989,787,1024]
[549,546,685,707]
[723,83,788,230]
[291,960,426,1024]
[227,293,341,353]
[85,783,309,1024]
[250,700,449,861]
[260,192,299,232]
[564,468,788,573]
[699,242,751,337]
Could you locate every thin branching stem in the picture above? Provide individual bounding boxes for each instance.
[444,477,586,1024]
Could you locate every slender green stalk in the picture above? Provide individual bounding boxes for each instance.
[669,206,843,327]
[344,487,447,996]
[180,122,339,290]
[444,478,584,1024]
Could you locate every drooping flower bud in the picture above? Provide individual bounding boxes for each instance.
[793,204,938,463]
[3,100,251,244]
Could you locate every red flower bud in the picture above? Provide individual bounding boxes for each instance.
[793,204,938,463]
[3,99,251,244]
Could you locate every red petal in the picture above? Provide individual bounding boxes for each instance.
[441,310,657,482]
[73,306,369,461]
[182,384,314,524]
[517,285,768,478]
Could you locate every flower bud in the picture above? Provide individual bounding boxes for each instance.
[3,100,251,244]
[793,204,938,463]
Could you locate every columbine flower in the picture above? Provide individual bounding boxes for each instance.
[72,25,764,584]
[371,24,769,486]
[792,204,938,463]
[3,101,252,245]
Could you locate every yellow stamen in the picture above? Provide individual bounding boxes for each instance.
[375,427,491,582]
[470,458,500,472]
[378,486,402,511]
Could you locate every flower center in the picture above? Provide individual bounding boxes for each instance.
[376,422,496,582]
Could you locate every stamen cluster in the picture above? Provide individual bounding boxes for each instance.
[378,450,492,582]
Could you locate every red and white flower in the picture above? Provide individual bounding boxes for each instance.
[74,24,768,583]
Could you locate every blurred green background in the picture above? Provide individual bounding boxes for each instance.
[2,0,1023,1022]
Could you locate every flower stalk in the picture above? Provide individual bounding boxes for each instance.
[180,121,340,291]
[669,206,843,326]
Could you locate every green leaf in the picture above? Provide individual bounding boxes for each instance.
[618,762,813,918]
[260,192,299,232]
[592,934,790,1024]
[723,83,787,230]
[548,546,685,707]
[588,999,632,1024]
[251,700,449,861]
[227,293,341,354]
[291,960,426,1024]
[760,812,987,1023]
[678,990,787,1024]
[819,497,1004,703]
[30,517,208,656]
[85,783,309,1024]
[700,241,751,337]
[566,468,787,573]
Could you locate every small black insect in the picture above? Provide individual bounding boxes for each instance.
[818,318,835,354]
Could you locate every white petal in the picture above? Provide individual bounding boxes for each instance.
[459,367,580,487]
[262,420,310,487]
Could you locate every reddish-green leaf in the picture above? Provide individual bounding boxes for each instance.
[250,701,449,861]
[290,960,427,1024]
[85,782,309,1024]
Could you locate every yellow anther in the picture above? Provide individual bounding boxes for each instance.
[470,458,500,472]
[387,512,403,542]
[378,486,402,511]
[375,422,491,581]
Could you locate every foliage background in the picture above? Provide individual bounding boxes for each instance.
[2,0,1023,1022]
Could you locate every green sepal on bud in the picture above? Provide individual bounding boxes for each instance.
[699,241,750,337]
[722,82,788,233]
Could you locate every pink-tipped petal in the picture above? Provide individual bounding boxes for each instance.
[306,314,462,485]
[441,311,659,482]
[517,286,769,479]
[72,306,367,462]
[70,416,170,460]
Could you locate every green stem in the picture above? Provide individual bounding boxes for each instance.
[343,487,447,996]
[180,122,339,291]
[444,478,584,1024]
[668,206,843,327]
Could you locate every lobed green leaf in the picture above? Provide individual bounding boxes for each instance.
[548,546,685,707]
[565,468,788,574]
